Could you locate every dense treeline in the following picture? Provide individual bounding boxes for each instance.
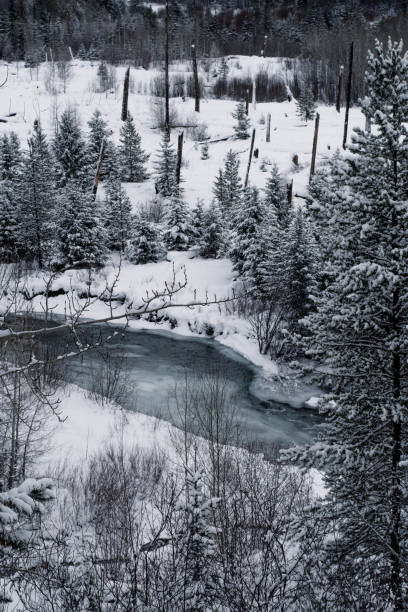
[1,0,408,102]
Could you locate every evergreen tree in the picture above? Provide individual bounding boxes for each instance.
[0,182,20,262]
[232,100,250,139]
[154,133,178,197]
[54,109,88,187]
[230,186,265,275]
[104,179,132,252]
[296,86,316,121]
[177,470,220,611]
[0,132,22,181]
[242,205,279,297]
[56,182,107,268]
[87,109,110,168]
[19,126,56,267]
[199,203,225,259]
[264,163,290,228]
[118,113,149,182]
[285,39,408,610]
[126,214,166,264]
[212,150,242,218]
[190,199,205,244]
[97,61,109,91]
[163,191,191,251]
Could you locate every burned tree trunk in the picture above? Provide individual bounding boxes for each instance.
[192,43,200,113]
[176,132,184,184]
[343,42,354,149]
[165,0,170,136]
[310,112,320,182]
[93,140,107,200]
[266,113,271,142]
[121,67,130,122]
[336,65,344,113]
[244,129,256,188]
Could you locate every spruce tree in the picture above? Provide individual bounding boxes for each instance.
[56,182,107,268]
[230,186,265,275]
[284,39,408,610]
[232,100,250,139]
[296,86,316,122]
[264,163,290,228]
[190,199,205,244]
[177,470,220,611]
[0,132,22,181]
[212,150,242,219]
[199,204,225,259]
[154,133,178,197]
[163,191,191,251]
[104,179,132,252]
[0,183,20,263]
[54,109,88,187]
[19,126,56,267]
[126,214,166,264]
[86,109,110,169]
[118,112,149,182]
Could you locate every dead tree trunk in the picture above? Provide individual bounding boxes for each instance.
[343,41,354,150]
[93,140,107,200]
[309,112,320,182]
[245,89,250,116]
[176,132,183,184]
[263,35,268,58]
[266,113,271,142]
[165,0,170,136]
[287,180,293,206]
[336,65,344,113]
[244,129,256,188]
[121,67,130,122]
[191,43,200,113]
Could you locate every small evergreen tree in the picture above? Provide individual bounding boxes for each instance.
[0,183,20,262]
[199,204,225,259]
[118,113,149,182]
[177,470,220,611]
[213,150,242,219]
[87,109,110,168]
[264,163,290,228]
[296,86,316,122]
[19,126,57,267]
[97,61,109,92]
[0,132,22,181]
[230,186,265,275]
[54,109,88,187]
[56,182,107,268]
[126,214,166,264]
[190,199,205,243]
[163,191,191,251]
[104,179,132,252]
[154,133,178,197]
[232,100,250,139]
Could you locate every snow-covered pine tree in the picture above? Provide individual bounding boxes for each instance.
[230,186,265,275]
[163,191,191,251]
[264,163,290,228]
[54,108,89,187]
[0,132,22,182]
[190,199,205,244]
[19,126,57,267]
[212,150,242,219]
[118,112,149,182]
[199,203,225,259]
[154,133,178,197]
[296,86,316,122]
[126,214,166,264]
[86,109,110,169]
[232,100,250,139]
[177,470,220,611]
[104,179,132,252]
[284,39,408,610]
[0,183,20,263]
[56,181,107,268]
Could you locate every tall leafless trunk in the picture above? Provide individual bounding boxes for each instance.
[93,140,107,200]
[191,43,200,113]
[309,112,320,182]
[176,132,183,184]
[245,89,250,116]
[266,113,271,142]
[336,65,344,113]
[287,179,293,205]
[165,0,170,137]
[121,67,130,122]
[244,129,256,188]
[343,42,354,149]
